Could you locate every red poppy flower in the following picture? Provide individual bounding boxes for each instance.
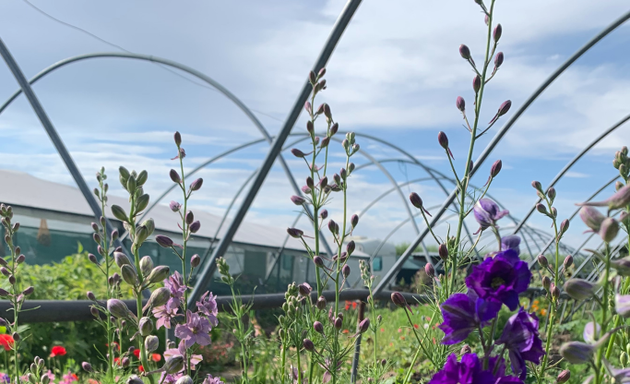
[50,346,67,357]
[0,334,14,351]
[138,365,144,372]
[133,349,140,358]
[151,354,161,362]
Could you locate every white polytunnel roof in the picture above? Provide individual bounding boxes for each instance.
[0,169,327,254]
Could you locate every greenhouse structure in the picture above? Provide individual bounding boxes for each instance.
[0,169,403,295]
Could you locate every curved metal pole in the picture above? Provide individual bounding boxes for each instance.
[0,39,126,252]
[513,113,630,234]
[0,50,334,257]
[352,157,542,259]
[346,132,480,254]
[189,0,363,305]
[374,11,630,295]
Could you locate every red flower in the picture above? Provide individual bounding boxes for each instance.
[71,374,78,380]
[413,324,419,329]
[133,349,140,359]
[342,329,349,334]
[352,302,357,310]
[138,365,144,372]
[151,354,161,362]
[114,357,121,366]
[50,346,67,357]
[0,334,14,351]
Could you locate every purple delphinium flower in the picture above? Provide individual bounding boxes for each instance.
[465,249,531,311]
[473,198,509,234]
[159,372,181,384]
[197,291,219,327]
[163,340,203,372]
[203,375,225,384]
[438,290,501,345]
[428,354,523,384]
[497,308,545,379]
[501,235,521,254]
[153,304,180,329]
[175,310,212,347]
[165,271,188,311]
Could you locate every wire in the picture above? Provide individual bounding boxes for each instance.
[21,0,285,123]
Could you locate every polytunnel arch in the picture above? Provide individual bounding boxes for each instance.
[373,9,630,295]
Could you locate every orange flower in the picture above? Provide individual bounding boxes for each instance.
[400,336,405,340]
[0,334,14,351]
[151,354,161,362]
[540,309,547,316]
[50,346,67,358]
[87,379,100,384]
[343,329,349,334]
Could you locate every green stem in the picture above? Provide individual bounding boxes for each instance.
[451,0,496,297]
[280,343,286,384]
[402,347,422,384]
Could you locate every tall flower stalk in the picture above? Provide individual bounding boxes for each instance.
[0,205,34,383]
[285,69,364,384]
[87,168,120,378]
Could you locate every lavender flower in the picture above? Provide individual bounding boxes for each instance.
[196,291,219,326]
[152,305,179,329]
[202,375,225,384]
[163,339,203,372]
[165,271,188,311]
[465,249,531,311]
[473,198,509,234]
[438,290,501,345]
[497,308,545,379]
[175,310,212,347]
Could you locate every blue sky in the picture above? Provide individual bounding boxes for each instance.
[0,0,629,254]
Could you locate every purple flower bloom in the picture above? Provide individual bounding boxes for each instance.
[202,375,225,384]
[438,291,501,345]
[0,374,9,384]
[465,249,531,311]
[501,235,521,254]
[165,271,188,311]
[473,198,509,234]
[163,340,203,372]
[152,305,179,329]
[428,354,523,384]
[175,310,212,348]
[497,308,545,379]
[196,291,219,327]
